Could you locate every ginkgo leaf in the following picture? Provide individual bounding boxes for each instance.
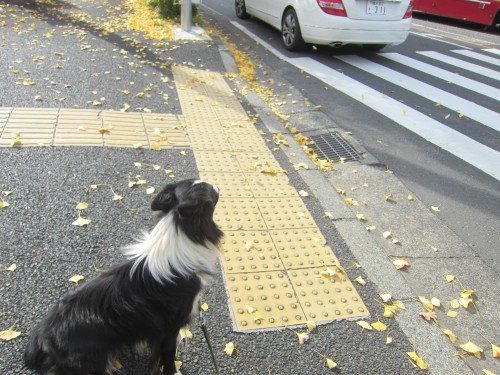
[383,305,397,318]
[394,300,405,309]
[179,328,193,340]
[75,202,88,210]
[296,332,309,344]
[482,370,495,375]
[460,289,474,299]
[441,328,458,343]
[146,187,155,195]
[3,263,17,272]
[324,211,333,219]
[72,216,91,227]
[418,296,434,312]
[175,361,182,370]
[393,257,410,270]
[306,321,317,332]
[459,297,472,309]
[356,213,367,221]
[299,190,309,197]
[386,335,393,345]
[325,358,337,369]
[431,297,441,308]
[407,194,414,201]
[420,311,437,322]
[382,231,392,239]
[371,319,387,331]
[491,344,499,358]
[0,322,21,341]
[406,350,428,370]
[224,342,235,356]
[245,305,257,314]
[445,274,456,282]
[133,143,143,149]
[253,311,264,323]
[380,293,392,303]
[447,310,458,318]
[354,276,366,286]
[365,225,376,231]
[356,321,373,331]
[69,274,84,284]
[460,340,483,359]
[344,198,359,206]
[450,299,460,309]
[113,194,124,201]
[431,205,440,212]
[11,138,22,147]
[200,303,209,311]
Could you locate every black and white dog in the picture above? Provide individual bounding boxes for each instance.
[25,179,223,375]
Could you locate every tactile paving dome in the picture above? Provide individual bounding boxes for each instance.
[174,66,369,332]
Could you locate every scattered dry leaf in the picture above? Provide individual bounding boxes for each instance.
[224,342,235,356]
[69,274,84,284]
[0,322,21,341]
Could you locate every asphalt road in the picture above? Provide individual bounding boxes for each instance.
[201,0,500,273]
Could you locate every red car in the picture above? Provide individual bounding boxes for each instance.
[413,0,500,27]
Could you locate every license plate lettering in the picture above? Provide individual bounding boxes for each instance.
[367,0,386,14]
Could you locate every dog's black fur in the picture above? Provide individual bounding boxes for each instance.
[24,179,223,375]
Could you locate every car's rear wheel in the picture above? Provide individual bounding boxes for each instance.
[362,44,387,51]
[282,8,306,51]
[235,0,251,19]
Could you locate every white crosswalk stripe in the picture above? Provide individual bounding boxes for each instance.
[336,55,500,132]
[417,50,500,80]
[483,48,500,56]
[379,53,500,100]
[451,49,500,67]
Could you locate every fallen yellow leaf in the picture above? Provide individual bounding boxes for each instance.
[146,187,155,195]
[354,276,366,286]
[72,216,91,227]
[356,321,373,331]
[371,319,387,332]
[406,350,428,370]
[445,274,455,282]
[441,328,457,343]
[69,274,84,284]
[306,321,317,332]
[418,296,434,312]
[75,202,88,210]
[325,358,337,369]
[0,322,21,341]
[200,303,209,311]
[3,263,17,272]
[179,328,193,340]
[393,257,410,270]
[460,340,483,359]
[224,342,235,356]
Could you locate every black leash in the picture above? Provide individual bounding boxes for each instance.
[199,309,220,375]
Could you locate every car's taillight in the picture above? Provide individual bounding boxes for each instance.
[403,0,413,18]
[317,0,348,17]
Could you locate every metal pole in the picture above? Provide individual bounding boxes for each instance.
[181,0,192,32]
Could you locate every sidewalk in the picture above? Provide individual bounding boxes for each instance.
[1,1,498,374]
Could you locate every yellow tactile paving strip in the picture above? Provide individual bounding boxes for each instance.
[174,66,369,332]
[0,107,189,149]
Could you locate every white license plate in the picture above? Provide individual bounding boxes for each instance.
[367,0,386,14]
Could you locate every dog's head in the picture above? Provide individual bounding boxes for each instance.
[151,179,223,245]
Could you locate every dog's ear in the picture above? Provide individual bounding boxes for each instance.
[176,199,212,219]
[151,186,177,212]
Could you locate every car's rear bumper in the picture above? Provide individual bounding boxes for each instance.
[301,18,412,46]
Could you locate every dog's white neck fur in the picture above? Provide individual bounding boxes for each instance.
[124,212,219,284]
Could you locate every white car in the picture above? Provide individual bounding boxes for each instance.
[235,0,413,51]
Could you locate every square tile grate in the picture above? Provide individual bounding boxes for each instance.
[310,132,361,163]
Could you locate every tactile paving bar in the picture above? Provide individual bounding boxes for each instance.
[199,172,253,199]
[220,231,284,273]
[257,197,316,229]
[0,108,188,149]
[214,198,266,231]
[174,66,369,332]
[225,271,307,331]
[288,268,368,323]
[269,229,339,269]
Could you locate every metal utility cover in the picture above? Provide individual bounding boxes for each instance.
[310,131,361,163]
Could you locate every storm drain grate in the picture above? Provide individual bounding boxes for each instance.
[310,131,361,163]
